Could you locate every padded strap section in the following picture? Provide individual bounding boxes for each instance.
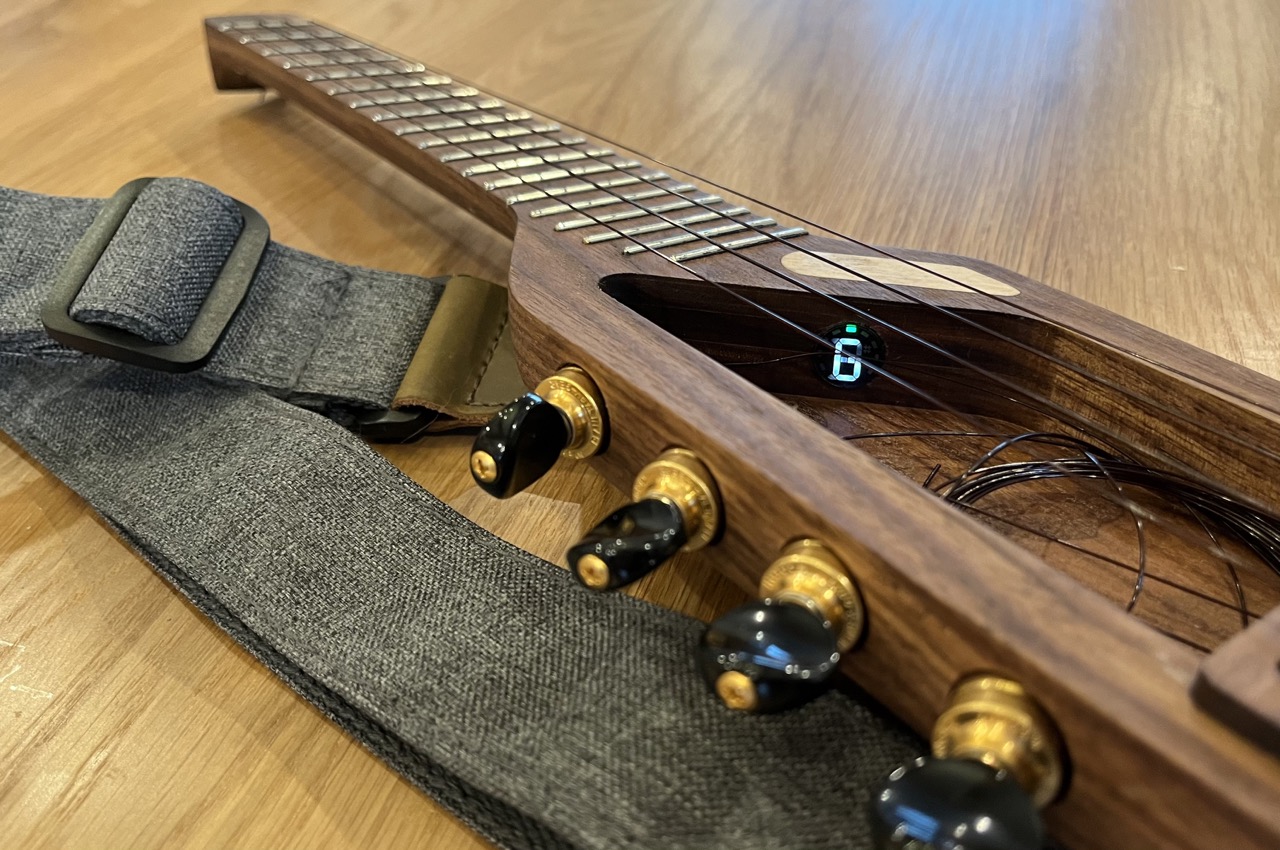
[0,179,925,848]
[70,179,244,344]
[0,353,921,850]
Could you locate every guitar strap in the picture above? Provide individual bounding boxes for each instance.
[0,178,921,850]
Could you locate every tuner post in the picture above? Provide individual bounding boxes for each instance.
[568,447,722,591]
[469,365,607,499]
[933,674,1065,809]
[869,675,1066,850]
[699,539,865,713]
[630,448,722,550]
[759,538,865,654]
[533,367,606,459]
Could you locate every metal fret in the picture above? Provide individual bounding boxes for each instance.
[505,174,665,205]
[491,122,560,138]
[438,136,588,163]
[621,217,776,254]
[483,160,641,191]
[581,207,750,243]
[528,185,695,217]
[460,148,612,176]
[556,197,725,231]
[666,227,808,262]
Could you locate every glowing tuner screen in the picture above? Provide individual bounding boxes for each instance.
[817,323,886,388]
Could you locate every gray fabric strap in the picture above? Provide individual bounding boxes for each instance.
[0,180,922,849]
[2,178,441,411]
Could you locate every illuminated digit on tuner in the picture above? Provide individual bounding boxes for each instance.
[830,336,864,383]
[817,322,884,388]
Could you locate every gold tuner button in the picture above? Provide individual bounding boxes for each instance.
[932,674,1065,809]
[533,366,607,460]
[699,539,865,712]
[758,538,865,654]
[567,448,722,591]
[469,365,607,498]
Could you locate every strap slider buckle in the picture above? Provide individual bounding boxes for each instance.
[40,177,270,373]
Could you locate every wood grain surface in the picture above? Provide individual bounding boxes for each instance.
[2,1,1278,848]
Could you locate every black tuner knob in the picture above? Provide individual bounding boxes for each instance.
[471,393,570,498]
[469,367,606,499]
[567,448,721,591]
[870,675,1065,850]
[568,498,687,590]
[697,599,841,713]
[699,539,865,713]
[869,757,1043,850]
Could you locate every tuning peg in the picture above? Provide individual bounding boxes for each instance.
[869,675,1065,850]
[470,366,606,498]
[698,539,865,712]
[568,448,721,590]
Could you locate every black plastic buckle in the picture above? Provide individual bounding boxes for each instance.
[352,407,444,443]
[40,177,270,373]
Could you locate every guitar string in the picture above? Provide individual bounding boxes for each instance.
[512,155,1280,489]
[725,359,1252,621]
[462,137,1280,598]
[263,25,1280,475]
[290,47,1280,606]
[432,55,1280,427]
[436,129,1280,626]
[292,35,1280,486]
[368,93,1280,612]
[256,31,1274,637]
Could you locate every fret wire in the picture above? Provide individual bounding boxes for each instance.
[229,21,1280,590]
[483,161,641,191]
[506,175,656,204]
[460,148,612,176]
[622,217,777,254]
[556,197,725,231]
[581,207,750,243]
[438,137,589,163]
[529,185,696,217]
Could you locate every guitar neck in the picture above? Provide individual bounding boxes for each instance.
[205,15,804,259]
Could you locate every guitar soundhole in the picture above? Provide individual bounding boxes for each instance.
[603,273,1280,653]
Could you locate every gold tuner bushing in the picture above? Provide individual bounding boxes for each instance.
[534,366,607,459]
[758,538,865,653]
[932,674,1066,808]
[631,448,722,551]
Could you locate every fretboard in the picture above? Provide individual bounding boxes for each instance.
[205,15,804,264]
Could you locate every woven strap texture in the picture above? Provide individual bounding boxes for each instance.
[0,179,922,850]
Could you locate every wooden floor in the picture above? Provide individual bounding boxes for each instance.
[1,1,1277,847]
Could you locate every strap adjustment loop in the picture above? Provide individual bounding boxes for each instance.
[41,177,270,372]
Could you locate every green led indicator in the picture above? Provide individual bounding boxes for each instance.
[844,324,859,334]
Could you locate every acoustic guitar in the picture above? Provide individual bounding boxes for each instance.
[204,13,1280,850]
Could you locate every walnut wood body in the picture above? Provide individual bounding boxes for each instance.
[4,3,1280,849]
